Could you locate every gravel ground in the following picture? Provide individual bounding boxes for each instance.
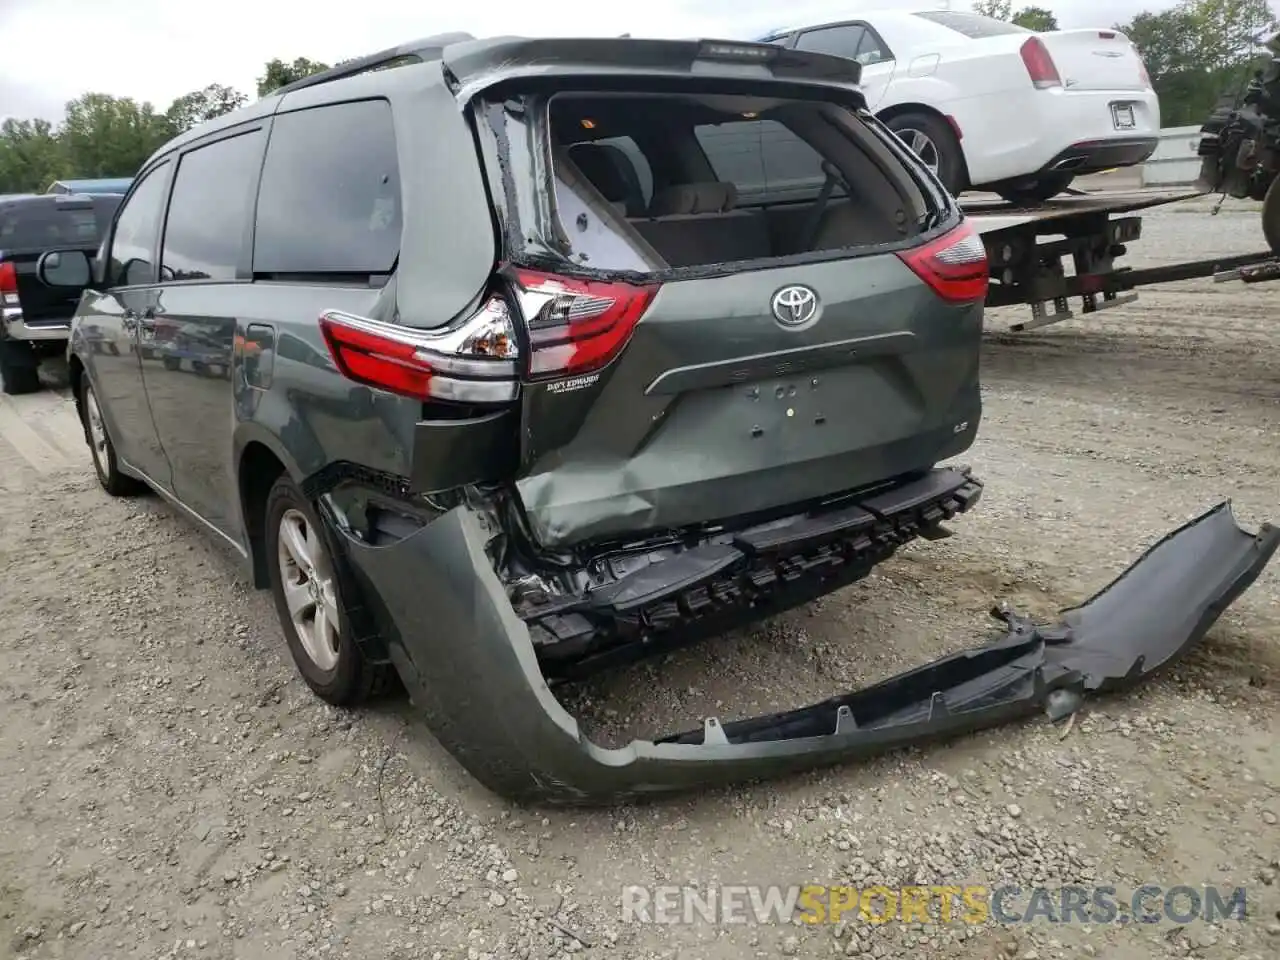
[2,194,1279,960]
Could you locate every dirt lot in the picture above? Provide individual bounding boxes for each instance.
[2,195,1279,960]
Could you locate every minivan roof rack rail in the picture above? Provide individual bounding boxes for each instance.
[271,32,476,97]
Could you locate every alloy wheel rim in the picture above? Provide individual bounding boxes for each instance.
[276,507,341,672]
[85,388,108,478]
[898,128,941,174]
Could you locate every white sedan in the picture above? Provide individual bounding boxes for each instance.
[758,9,1159,203]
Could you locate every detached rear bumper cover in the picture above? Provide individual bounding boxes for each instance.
[336,500,1277,805]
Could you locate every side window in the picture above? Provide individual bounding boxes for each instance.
[855,29,893,65]
[161,129,266,283]
[108,162,170,288]
[593,136,654,208]
[794,25,867,60]
[253,100,401,275]
[696,120,833,206]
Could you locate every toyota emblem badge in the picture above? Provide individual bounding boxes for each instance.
[771,285,819,327]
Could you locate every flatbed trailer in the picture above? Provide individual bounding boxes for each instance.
[961,187,1277,331]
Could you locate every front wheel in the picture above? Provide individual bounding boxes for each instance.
[995,172,1076,206]
[884,112,967,196]
[81,377,145,496]
[265,473,394,706]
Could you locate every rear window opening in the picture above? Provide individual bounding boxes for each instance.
[0,198,116,254]
[488,89,936,274]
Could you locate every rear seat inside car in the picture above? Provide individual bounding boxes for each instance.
[561,141,889,268]
[563,143,773,267]
[631,182,773,267]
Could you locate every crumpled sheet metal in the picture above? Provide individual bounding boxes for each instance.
[334,499,1277,805]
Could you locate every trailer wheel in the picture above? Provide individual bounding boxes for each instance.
[1263,176,1280,256]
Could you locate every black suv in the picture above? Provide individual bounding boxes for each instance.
[1,192,121,393]
[36,33,1276,805]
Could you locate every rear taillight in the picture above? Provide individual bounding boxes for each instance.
[1135,54,1152,89]
[896,221,989,304]
[318,295,520,404]
[0,261,17,307]
[1019,36,1062,90]
[508,269,657,379]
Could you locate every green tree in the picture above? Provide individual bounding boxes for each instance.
[256,57,331,97]
[972,0,1014,19]
[1013,6,1059,30]
[1118,0,1277,125]
[0,118,68,193]
[59,94,174,179]
[166,83,247,133]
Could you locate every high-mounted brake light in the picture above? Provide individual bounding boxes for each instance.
[1019,36,1062,90]
[0,261,18,307]
[318,296,520,404]
[896,221,989,304]
[509,269,657,379]
[1097,30,1116,39]
[697,41,779,63]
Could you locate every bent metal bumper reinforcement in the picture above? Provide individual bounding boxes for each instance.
[331,496,1277,806]
[523,467,984,680]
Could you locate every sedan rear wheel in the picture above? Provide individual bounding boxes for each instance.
[884,111,966,196]
[994,172,1076,206]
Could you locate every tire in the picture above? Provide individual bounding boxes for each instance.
[995,172,1076,206]
[264,472,394,706]
[884,112,966,195]
[80,375,145,496]
[0,338,41,395]
[1262,176,1280,256]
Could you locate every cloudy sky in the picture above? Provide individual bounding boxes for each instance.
[1,0,1177,123]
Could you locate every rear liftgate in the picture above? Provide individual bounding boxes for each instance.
[328,488,1276,805]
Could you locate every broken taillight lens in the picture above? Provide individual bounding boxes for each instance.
[896,220,989,304]
[1019,36,1062,90]
[508,269,657,379]
[318,296,520,404]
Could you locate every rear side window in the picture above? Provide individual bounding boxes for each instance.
[108,162,171,288]
[161,130,266,283]
[913,11,1031,38]
[253,99,402,276]
[794,24,866,59]
[794,24,892,64]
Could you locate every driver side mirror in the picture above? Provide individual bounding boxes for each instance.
[36,249,92,288]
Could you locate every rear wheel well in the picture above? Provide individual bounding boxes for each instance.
[875,103,970,189]
[240,442,287,588]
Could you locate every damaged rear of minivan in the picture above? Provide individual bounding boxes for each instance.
[320,37,1006,802]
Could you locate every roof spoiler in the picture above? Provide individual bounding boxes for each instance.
[271,31,476,97]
